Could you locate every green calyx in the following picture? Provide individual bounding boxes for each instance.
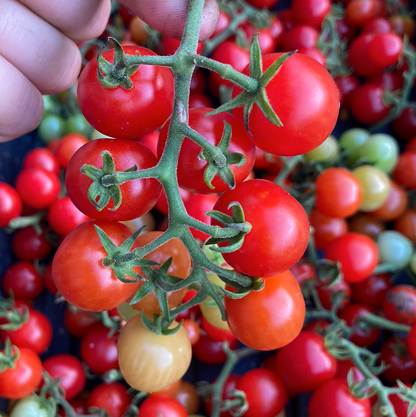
[199,121,246,191]
[97,37,139,89]
[0,339,19,372]
[0,297,28,331]
[208,34,294,133]
[95,225,159,283]
[206,202,252,253]
[81,151,137,212]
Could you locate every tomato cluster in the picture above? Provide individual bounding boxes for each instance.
[1,0,416,416]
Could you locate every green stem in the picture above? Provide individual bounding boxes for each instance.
[275,155,304,186]
[210,345,256,417]
[189,53,258,92]
[360,312,410,333]
[100,166,159,187]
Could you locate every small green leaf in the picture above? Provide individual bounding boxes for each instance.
[101,151,116,175]
[249,34,263,80]
[94,225,119,256]
[130,281,156,305]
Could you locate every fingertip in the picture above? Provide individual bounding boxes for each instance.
[0,56,44,140]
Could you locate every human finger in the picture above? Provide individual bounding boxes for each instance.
[119,0,219,41]
[0,56,43,142]
[18,0,111,41]
[0,0,81,95]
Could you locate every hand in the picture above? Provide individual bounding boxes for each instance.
[0,0,219,143]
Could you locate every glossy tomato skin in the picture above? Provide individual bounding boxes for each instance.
[0,307,52,355]
[157,108,255,194]
[380,337,416,383]
[233,53,339,156]
[0,347,43,399]
[315,168,362,218]
[117,314,192,393]
[236,369,287,417]
[0,182,22,227]
[382,285,416,325]
[275,331,337,392]
[308,378,371,417]
[324,233,378,283]
[127,231,192,316]
[211,180,309,277]
[87,382,131,417]
[80,323,119,374]
[351,273,392,310]
[192,334,238,364]
[42,354,86,400]
[52,220,138,312]
[139,396,188,417]
[11,226,52,261]
[309,209,348,250]
[225,270,305,350]
[64,306,98,338]
[172,381,200,415]
[77,45,174,139]
[66,139,161,221]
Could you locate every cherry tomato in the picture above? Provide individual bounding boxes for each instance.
[2,261,44,300]
[15,168,60,210]
[281,25,319,51]
[66,139,161,221]
[275,331,337,393]
[157,108,255,194]
[64,306,98,338]
[351,273,392,310]
[394,209,416,242]
[345,0,377,27]
[139,396,187,417]
[80,323,119,374]
[0,346,43,399]
[211,179,309,277]
[339,303,381,347]
[309,209,348,250]
[87,382,131,417]
[0,306,52,355]
[22,147,60,176]
[324,233,378,283]
[348,213,386,240]
[52,221,138,312]
[315,168,362,219]
[348,34,382,77]
[117,314,191,392]
[172,381,200,415]
[308,378,371,417]
[11,226,52,261]
[291,0,331,29]
[393,152,416,190]
[368,32,403,68]
[380,337,416,383]
[0,182,22,228]
[382,285,416,326]
[55,133,89,168]
[232,53,339,156]
[317,278,351,311]
[236,368,287,417]
[42,354,86,400]
[192,334,238,365]
[78,45,174,139]
[225,270,305,350]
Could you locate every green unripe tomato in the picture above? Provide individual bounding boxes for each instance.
[352,165,390,212]
[304,135,339,163]
[65,113,93,138]
[377,231,413,269]
[339,128,370,164]
[357,133,399,173]
[9,396,50,417]
[37,114,65,143]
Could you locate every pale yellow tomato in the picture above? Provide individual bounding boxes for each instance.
[118,314,192,393]
[352,165,390,212]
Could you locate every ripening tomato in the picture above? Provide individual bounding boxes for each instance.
[382,285,416,326]
[65,139,161,221]
[157,108,255,194]
[232,53,340,156]
[52,220,138,312]
[368,181,408,221]
[126,231,192,316]
[315,168,362,219]
[324,233,378,283]
[225,270,305,350]
[211,180,309,277]
[77,45,174,139]
[351,273,392,310]
[117,314,192,393]
[348,213,386,240]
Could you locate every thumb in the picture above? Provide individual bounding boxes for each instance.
[119,0,219,41]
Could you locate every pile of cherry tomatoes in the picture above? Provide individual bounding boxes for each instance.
[1,0,416,416]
